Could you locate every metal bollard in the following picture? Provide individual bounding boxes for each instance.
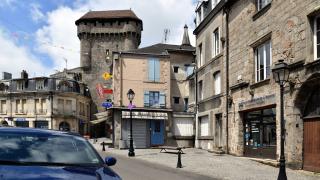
[101,142,106,151]
[176,151,182,168]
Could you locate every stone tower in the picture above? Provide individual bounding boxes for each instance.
[75,10,143,114]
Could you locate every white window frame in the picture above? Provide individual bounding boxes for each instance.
[198,44,204,68]
[214,72,221,95]
[314,15,320,60]
[212,28,220,57]
[255,40,272,82]
[199,81,203,101]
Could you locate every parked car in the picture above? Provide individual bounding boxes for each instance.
[0,127,121,180]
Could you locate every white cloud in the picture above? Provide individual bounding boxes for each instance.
[30,3,45,23]
[0,29,49,78]
[0,0,16,7]
[35,0,196,71]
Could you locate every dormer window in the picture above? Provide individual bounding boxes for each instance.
[36,80,44,90]
[196,3,204,26]
[17,81,24,90]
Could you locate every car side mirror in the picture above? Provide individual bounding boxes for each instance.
[105,157,117,166]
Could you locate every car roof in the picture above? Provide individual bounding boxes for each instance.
[0,127,81,137]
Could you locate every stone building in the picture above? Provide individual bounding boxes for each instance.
[111,27,195,148]
[192,0,320,172]
[193,0,227,152]
[226,0,320,172]
[52,10,143,137]
[0,71,91,134]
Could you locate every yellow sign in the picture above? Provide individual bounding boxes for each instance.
[102,72,112,80]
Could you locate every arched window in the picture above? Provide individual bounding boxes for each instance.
[59,121,70,131]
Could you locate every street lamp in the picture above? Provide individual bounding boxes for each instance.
[272,59,289,180]
[127,89,135,157]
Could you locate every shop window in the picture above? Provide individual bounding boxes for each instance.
[35,121,48,129]
[244,108,276,159]
[255,40,272,82]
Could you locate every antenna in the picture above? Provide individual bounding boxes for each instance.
[163,29,170,43]
[63,58,68,70]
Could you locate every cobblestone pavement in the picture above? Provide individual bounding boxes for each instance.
[91,140,319,180]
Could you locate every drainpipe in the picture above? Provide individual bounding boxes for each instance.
[50,91,53,130]
[224,4,230,154]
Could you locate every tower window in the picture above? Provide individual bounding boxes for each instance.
[173,66,179,73]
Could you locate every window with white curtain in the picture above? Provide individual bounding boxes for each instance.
[200,116,209,136]
[255,40,271,82]
[214,72,221,95]
[174,118,194,136]
[213,28,220,57]
[314,15,320,60]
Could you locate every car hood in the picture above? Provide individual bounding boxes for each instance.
[0,165,121,180]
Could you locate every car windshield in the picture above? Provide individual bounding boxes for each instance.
[0,132,102,166]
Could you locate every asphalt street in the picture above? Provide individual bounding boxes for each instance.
[100,152,216,180]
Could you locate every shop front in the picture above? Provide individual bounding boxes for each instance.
[243,107,276,159]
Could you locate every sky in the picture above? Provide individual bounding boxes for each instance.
[0,0,197,78]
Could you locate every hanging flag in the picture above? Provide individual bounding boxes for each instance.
[103,88,113,94]
[96,84,104,99]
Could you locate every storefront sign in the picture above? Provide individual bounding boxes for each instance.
[16,118,26,121]
[239,94,275,111]
[122,111,168,120]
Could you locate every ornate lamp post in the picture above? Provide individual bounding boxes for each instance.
[272,59,289,180]
[127,89,135,157]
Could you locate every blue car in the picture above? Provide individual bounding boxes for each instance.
[0,127,121,180]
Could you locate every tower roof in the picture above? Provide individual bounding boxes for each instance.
[181,24,191,46]
[75,10,142,25]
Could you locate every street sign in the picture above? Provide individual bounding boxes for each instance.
[102,102,113,109]
[103,88,113,94]
[102,72,113,80]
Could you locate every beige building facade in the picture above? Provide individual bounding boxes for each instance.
[0,71,91,134]
[111,39,195,148]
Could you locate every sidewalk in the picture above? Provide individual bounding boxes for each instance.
[91,140,319,180]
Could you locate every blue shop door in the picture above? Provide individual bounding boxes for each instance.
[150,120,164,146]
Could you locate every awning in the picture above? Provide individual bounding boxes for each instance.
[90,110,113,124]
[122,111,168,120]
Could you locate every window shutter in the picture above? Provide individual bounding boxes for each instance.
[159,92,166,108]
[154,59,160,82]
[144,91,150,107]
[148,59,155,81]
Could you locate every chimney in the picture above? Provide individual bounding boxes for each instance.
[2,72,12,80]
[181,24,191,46]
[21,70,28,79]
